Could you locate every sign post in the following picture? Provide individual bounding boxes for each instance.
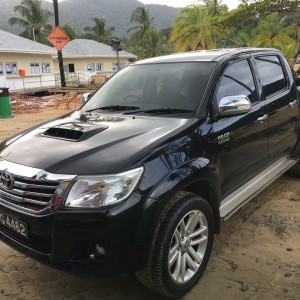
[47,27,70,51]
[47,26,70,87]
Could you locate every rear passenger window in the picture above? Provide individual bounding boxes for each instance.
[216,59,258,104]
[254,56,286,98]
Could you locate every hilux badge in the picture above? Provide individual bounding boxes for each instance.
[0,171,14,190]
[217,132,230,144]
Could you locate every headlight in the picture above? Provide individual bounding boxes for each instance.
[65,167,143,208]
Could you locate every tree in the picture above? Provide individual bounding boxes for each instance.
[141,28,170,58]
[229,29,256,47]
[202,0,229,46]
[62,23,77,40]
[253,13,296,47]
[128,6,154,46]
[170,5,215,51]
[220,0,299,56]
[8,0,52,44]
[202,0,228,16]
[83,17,114,44]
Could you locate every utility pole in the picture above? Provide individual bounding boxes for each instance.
[32,27,36,42]
[52,0,66,87]
[111,39,122,71]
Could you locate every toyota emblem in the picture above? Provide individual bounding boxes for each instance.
[0,171,14,190]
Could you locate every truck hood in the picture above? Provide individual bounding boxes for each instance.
[0,111,189,174]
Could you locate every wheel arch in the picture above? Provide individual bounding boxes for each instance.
[136,191,216,297]
[182,180,220,234]
[133,159,221,271]
[146,159,221,234]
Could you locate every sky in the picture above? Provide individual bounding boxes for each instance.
[45,0,241,11]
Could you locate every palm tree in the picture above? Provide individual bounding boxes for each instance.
[203,0,227,17]
[253,13,296,46]
[252,13,296,58]
[203,0,229,46]
[8,0,52,44]
[62,23,77,40]
[142,28,169,58]
[170,5,215,52]
[83,17,114,44]
[128,6,154,46]
[230,29,256,47]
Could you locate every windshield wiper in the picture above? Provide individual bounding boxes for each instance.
[86,105,140,112]
[124,108,194,115]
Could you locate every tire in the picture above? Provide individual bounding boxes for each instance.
[287,161,300,177]
[136,192,214,298]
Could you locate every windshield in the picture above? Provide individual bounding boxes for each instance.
[82,62,214,115]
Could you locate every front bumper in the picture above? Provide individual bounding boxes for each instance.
[0,191,148,272]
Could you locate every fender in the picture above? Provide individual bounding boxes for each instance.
[132,158,221,270]
[145,157,221,234]
[147,158,219,202]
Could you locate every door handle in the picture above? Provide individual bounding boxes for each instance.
[289,100,298,107]
[257,114,268,123]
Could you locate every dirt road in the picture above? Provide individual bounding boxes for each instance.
[0,108,299,300]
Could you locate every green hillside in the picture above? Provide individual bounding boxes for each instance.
[0,0,179,37]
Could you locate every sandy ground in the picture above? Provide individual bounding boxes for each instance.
[0,107,299,300]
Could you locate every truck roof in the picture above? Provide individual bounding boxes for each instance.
[135,48,282,64]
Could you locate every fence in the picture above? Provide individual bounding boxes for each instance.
[0,72,114,93]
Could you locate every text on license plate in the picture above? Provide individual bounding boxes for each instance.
[0,211,28,239]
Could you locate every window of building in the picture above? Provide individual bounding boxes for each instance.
[42,63,51,74]
[64,64,75,73]
[216,59,258,104]
[30,63,40,74]
[87,63,95,72]
[5,63,18,75]
[68,64,75,73]
[0,63,3,75]
[254,56,286,98]
[63,64,69,73]
[112,62,126,71]
[96,63,103,72]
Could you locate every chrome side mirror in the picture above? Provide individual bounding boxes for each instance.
[81,93,92,104]
[218,95,251,117]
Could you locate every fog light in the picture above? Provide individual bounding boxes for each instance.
[96,244,106,255]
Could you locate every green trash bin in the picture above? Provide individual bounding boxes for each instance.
[0,87,13,118]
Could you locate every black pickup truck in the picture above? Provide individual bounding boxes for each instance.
[0,48,299,297]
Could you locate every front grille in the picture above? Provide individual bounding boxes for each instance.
[0,175,59,213]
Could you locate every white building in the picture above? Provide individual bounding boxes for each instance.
[0,30,136,91]
[0,29,56,91]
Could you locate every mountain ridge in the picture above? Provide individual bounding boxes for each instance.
[0,0,179,38]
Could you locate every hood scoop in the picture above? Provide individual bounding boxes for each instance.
[43,122,108,141]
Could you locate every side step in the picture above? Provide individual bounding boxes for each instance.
[220,156,298,221]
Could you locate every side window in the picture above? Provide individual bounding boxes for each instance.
[87,63,95,73]
[42,63,51,74]
[254,55,286,98]
[96,63,103,72]
[5,63,18,76]
[216,59,258,104]
[30,62,40,74]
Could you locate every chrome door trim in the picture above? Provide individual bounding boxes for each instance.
[220,155,298,220]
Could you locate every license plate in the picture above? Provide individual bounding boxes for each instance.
[0,211,29,239]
